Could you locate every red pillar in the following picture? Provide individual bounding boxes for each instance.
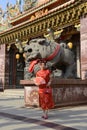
[0,44,6,91]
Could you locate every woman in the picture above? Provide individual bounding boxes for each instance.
[34,60,54,119]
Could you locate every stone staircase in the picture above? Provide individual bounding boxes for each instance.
[0,89,24,98]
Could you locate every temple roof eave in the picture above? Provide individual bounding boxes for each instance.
[0,0,83,35]
[0,1,86,44]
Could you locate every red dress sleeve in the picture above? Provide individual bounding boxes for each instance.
[28,60,39,72]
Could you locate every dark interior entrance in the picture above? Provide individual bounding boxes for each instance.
[16,53,25,88]
[9,45,25,89]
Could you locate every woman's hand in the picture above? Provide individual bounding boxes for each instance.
[47,81,51,87]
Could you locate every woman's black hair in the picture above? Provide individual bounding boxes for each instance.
[39,60,47,65]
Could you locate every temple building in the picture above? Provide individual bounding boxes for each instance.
[0,0,87,107]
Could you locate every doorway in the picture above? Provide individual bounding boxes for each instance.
[9,45,25,89]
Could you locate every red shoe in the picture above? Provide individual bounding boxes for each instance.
[44,116,48,119]
[42,115,48,119]
[42,115,44,118]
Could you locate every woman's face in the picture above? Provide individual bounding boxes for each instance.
[39,62,45,70]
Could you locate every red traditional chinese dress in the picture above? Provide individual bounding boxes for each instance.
[35,69,54,110]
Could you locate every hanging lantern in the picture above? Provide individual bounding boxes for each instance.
[67,42,73,49]
[16,53,20,59]
[23,53,26,58]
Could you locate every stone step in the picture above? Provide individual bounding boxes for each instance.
[0,89,24,98]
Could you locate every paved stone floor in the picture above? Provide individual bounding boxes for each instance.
[0,94,87,130]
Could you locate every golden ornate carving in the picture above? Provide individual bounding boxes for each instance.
[30,8,48,21]
[30,15,35,21]
[72,9,75,18]
[44,28,63,41]
[74,24,80,31]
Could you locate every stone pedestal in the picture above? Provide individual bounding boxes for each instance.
[20,79,87,107]
[24,86,39,107]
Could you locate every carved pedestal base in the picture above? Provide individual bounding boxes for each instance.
[20,79,87,108]
[24,86,39,107]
